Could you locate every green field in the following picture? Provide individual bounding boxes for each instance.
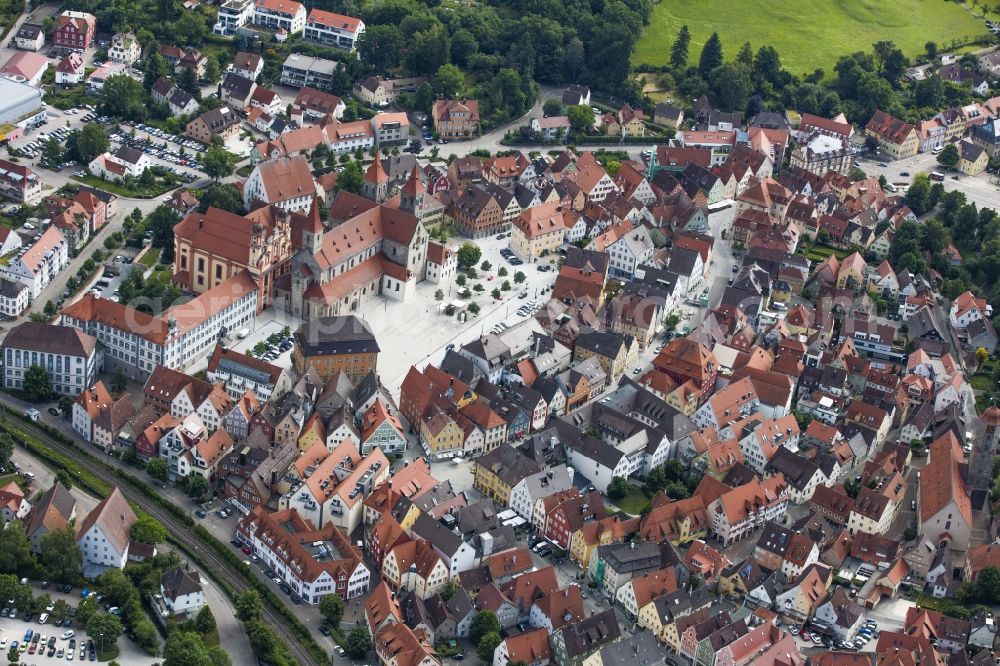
[633,0,987,74]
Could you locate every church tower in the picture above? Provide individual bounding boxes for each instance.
[362,153,389,203]
[399,166,425,219]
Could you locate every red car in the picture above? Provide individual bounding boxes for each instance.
[241,546,252,555]
[487,275,495,281]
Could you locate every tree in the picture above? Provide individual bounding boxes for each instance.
[433,64,464,100]
[491,288,501,299]
[146,457,169,481]
[357,24,404,72]
[319,594,344,627]
[938,142,959,168]
[905,174,932,216]
[345,627,372,659]
[202,146,235,181]
[467,302,481,316]
[477,631,502,662]
[195,605,217,635]
[203,57,221,84]
[22,365,52,402]
[130,516,167,544]
[709,63,752,112]
[456,243,481,268]
[104,372,126,398]
[481,260,492,271]
[187,475,209,499]
[76,124,110,162]
[435,289,444,302]
[76,597,98,627]
[925,41,938,60]
[470,611,500,643]
[100,75,146,120]
[567,105,595,132]
[0,435,11,469]
[670,25,690,69]
[162,631,213,666]
[0,523,34,577]
[698,32,723,80]
[976,566,1000,602]
[86,613,123,654]
[497,266,508,277]
[338,161,364,194]
[543,98,564,117]
[514,271,526,284]
[132,617,159,656]
[977,347,990,365]
[608,476,630,500]
[55,470,73,490]
[235,590,262,621]
[198,183,244,214]
[42,137,63,165]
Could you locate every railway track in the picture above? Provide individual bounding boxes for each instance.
[8,416,323,666]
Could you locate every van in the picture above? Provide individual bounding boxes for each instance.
[38,613,48,624]
[884,183,897,193]
[772,302,787,311]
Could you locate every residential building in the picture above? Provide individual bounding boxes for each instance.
[0,159,42,204]
[213,0,254,35]
[0,224,68,300]
[0,51,48,86]
[281,53,339,89]
[54,53,85,85]
[24,482,76,554]
[353,76,427,107]
[108,32,141,66]
[237,506,370,602]
[14,24,44,51]
[252,0,307,34]
[159,568,205,617]
[206,345,291,402]
[865,110,918,160]
[185,107,241,145]
[510,202,567,261]
[432,99,480,139]
[303,9,364,49]
[76,488,136,577]
[52,11,95,50]
[242,155,316,213]
[920,431,973,557]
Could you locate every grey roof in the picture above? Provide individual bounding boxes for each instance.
[667,246,701,276]
[0,278,27,298]
[554,609,620,658]
[294,316,379,356]
[3,322,95,358]
[562,84,590,105]
[113,145,145,166]
[765,447,820,492]
[439,350,482,385]
[595,541,661,574]
[221,71,254,99]
[574,329,630,358]
[411,512,465,558]
[160,568,203,601]
[595,631,663,666]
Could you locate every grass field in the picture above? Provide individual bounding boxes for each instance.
[613,487,652,515]
[633,0,987,74]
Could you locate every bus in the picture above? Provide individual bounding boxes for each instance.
[930,171,945,181]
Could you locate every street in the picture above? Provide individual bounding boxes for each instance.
[858,152,1000,210]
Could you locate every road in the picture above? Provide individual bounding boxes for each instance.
[0,398,323,666]
[858,152,1000,211]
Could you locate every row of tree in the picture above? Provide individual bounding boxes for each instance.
[662,27,980,127]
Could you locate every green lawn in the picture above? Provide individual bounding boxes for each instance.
[613,487,652,515]
[139,247,161,268]
[71,174,176,199]
[972,375,997,391]
[633,0,987,74]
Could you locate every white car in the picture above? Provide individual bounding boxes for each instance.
[61,631,74,640]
